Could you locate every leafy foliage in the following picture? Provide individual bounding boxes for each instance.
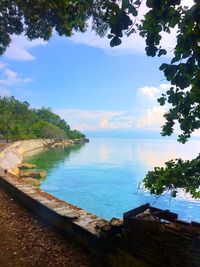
[1,1,200,198]
[138,0,200,198]
[0,0,141,52]
[0,96,85,141]
[140,0,200,144]
[143,156,200,199]
[36,108,70,133]
[31,121,67,139]
[0,0,93,54]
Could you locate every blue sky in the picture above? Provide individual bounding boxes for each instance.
[0,1,190,138]
[0,33,174,137]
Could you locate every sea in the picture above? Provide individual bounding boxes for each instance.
[25,138,200,222]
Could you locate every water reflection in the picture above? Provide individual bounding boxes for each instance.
[25,138,200,221]
[135,139,200,168]
[25,143,85,174]
[60,139,200,168]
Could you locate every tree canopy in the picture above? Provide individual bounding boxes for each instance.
[0,96,85,141]
[1,0,200,198]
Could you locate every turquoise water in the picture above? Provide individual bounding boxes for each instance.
[25,138,200,222]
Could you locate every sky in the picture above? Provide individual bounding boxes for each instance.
[0,0,195,138]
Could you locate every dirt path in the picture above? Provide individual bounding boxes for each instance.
[0,186,106,267]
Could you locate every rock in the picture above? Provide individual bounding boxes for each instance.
[136,209,156,221]
[73,139,82,144]
[18,163,37,169]
[109,218,123,227]
[96,221,111,232]
[96,218,123,232]
[73,138,89,144]
[21,177,41,187]
[19,170,46,179]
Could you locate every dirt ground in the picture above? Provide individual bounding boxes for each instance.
[0,186,106,267]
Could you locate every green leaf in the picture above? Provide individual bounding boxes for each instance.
[158,49,167,57]
[146,0,154,8]
[122,0,129,9]
[159,63,167,71]
[171,55,181,64]
[110,36,122,47]
[129,5,137,16]
[157,97,165,106]
[134,0,141,5]
[107,34,114,39]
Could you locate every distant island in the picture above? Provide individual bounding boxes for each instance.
[0,96,85,141]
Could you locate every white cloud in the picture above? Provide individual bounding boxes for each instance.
[159,83,172,90]
[136,83,171,130]
[71,28,146,55]
[55,83,173,132]
[5,35,46,61]
[0,88,10,97]
[139,83,171,100]
[0,68,32,86]
[69,2,148,54]
[0,64,33,98]
[136,106,166,130]
[71,25,177,57]
[56,105,167,132]
[140,86,159,100]
[56,108,133,131]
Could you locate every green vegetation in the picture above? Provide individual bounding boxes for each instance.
[136,0,200,199]
[144,157,200,199]
[0,96,85,141]
[1,0,200,198]
[31,121,67,140]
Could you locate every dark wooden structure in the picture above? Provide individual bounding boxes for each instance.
[98,203,200,267]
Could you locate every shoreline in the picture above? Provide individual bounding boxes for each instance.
[0,139,199,267]
[0,139,149,267]
[0,138,86,176]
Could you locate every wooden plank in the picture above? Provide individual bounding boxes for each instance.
[191,221,200,228]
[175,219,190,226]
[150,207,178,222]
[123,203,150,221]
[124,204,178,224]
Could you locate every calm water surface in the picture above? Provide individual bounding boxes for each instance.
[25,138,200,221]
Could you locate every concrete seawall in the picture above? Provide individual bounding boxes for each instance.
[0,140,149,267]
[0,139,73,175]
[2,140,198,266]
